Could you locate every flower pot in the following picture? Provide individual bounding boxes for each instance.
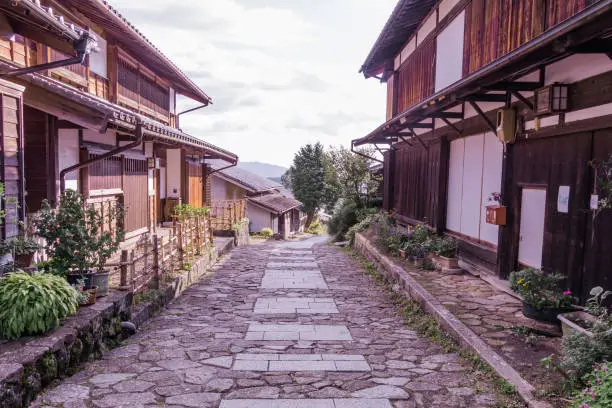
[522,302,573,324]
[436,255,460,270]
[14,253,35,268]
[79,286,98,306]
[66,271,94,289]
[90,270,110,297]
[557,311,596,338]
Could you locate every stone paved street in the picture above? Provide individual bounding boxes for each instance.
[33,236,504,408]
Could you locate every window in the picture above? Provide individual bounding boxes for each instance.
[446,133,503,244]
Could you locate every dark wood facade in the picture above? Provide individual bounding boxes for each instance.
[359,0,612,300]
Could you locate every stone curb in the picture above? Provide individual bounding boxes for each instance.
[354,233,552,408]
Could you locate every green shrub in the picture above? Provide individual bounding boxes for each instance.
[410,224,433,244]
[260,228,274,239]
[0,272,79,339]
[572,361,612,408]
[306,219,325,235]
[328,200,359,240]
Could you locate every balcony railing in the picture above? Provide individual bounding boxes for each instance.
[117,58,170,123]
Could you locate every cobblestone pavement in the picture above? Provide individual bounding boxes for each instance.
[33,237,504,408]
[407,267,562,388]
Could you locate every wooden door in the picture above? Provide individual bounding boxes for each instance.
[123,157,148,234]
[518,188,547,268]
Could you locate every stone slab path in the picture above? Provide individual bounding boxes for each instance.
[33,236,504,408]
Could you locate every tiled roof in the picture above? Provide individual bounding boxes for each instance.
[212,164,281,193]
[248,194,302,214]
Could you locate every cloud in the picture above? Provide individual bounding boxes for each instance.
[106,0,396,166]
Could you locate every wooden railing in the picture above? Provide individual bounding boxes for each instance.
[106,214,212,293]
[209,200,247,231]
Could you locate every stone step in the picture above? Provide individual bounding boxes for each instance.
[267,261,320,268]
[245,323,352,341]
[254,297,339,314]
[260,270,328,289]
[232,353,371,372]
[219,399,393,408]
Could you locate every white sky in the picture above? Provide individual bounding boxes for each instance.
[107,0,396,167]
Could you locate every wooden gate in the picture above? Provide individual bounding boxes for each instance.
[123,157,148,234]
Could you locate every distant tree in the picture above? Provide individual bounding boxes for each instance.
[327,145,380,208]
[290,143,326,227]
[281,167,293,191]
[322,152,340,213]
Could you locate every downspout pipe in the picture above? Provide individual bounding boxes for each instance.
[60,121,143,193]
[208,161,238,176]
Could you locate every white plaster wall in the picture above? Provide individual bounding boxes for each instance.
[439,0,461,20]
[435,11,465,92]
[417,12,437,44]
[400,38,416,65]
[58,129,79,192]
[460,134,485,239]
[247,202,273,233]
[82,128,116,145]
[479,133,503,245]
[144,142,153,158]
[545,54,612,85]
[166,149,181,199]
[211,175,228,201]
[160,167,166,199]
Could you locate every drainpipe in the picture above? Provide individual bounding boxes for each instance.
[60,121,143,193]
[207,161,237,176]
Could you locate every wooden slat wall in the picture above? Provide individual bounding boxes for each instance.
[546,0,594,27]
[24,106,50,213]
[123,158,148,233]
[88,154,122,191]
[187,162,203,208]
[88,73,109,100]
[392,141,442,229]
[396,38,435,113]
[386,75,395,121]
[0,91,22,238]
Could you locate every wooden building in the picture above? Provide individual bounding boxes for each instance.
[211,165,304,238]
[0,1,237,241]
[353,0,612,299]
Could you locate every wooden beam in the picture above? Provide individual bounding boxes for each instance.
[428,111,464,119]
[572,38,612,54]
[440,117,462,135]
[511,91,534,111]
[402,122,434,129]
[468,101,498,134]
[487,81,542,92]
[462,93,508,103]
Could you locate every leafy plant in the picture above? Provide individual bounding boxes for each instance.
[260,228,274,239]
[562,319,612,379]
[410,224,433,244]
[0,271,79,339]
[35,190,125,278]
[572,362,612,408]
[434,237,458,258]
[586,286,612,318]
[509,268,576,310]
[6,236,40,256]
[174,204,210,222]
[328,199,359,241]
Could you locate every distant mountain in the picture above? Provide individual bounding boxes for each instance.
[237,162,288,179]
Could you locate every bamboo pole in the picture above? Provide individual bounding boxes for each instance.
[120,249,128,288]
[153,234,159,289]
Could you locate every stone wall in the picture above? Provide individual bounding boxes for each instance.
[0,291,133,408]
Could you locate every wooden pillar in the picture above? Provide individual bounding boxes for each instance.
[497,143,515,279]
[119,249,128,288]
[383,149,396,212]
[435,136,450,235]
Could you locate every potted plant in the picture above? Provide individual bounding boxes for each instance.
[558,286,610,339]
[509,268,577,324]
[7,236,41,268]
[434,236,460,271]
[35,190,124,298]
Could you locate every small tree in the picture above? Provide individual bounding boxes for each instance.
[36,190,124,277]
[327,145,380,208]
[290,143,326,227]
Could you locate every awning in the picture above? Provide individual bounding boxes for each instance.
[354,0,612,148]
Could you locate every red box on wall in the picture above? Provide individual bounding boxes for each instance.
[486,205,507,226]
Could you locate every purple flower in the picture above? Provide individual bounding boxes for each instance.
[563,290,572,295]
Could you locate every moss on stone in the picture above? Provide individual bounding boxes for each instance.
[37,353,58,386]
[69,338,83,367]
